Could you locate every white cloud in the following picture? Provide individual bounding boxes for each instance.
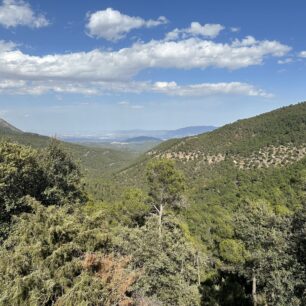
[0,79,25,89]
[0,35,290,97]
[152,81,272,98]
[0,0,49,28]
[0,78,272,98]
[86,8,167,41]
[0,40,16,51]
[0,79,99,95]
[230,27,240,33]
[277,58,293,64]
[166,22,224,40]
[0,36,290,83]
[299,51,306,58]
[187,22,224,38]
[232,35,257,47]
[154,81,177,90]
[118,100,130,105]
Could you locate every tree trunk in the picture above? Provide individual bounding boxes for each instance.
[252,273,257,306]
[158,204,163,238]
[196,252,201,286]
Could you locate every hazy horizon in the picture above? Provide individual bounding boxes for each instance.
[1,0,306,134]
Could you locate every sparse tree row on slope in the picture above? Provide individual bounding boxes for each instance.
[0,140,305,305]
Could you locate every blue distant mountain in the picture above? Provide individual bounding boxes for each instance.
[60,126,217,144]
[124,136,162,143]
[163,126,216,139]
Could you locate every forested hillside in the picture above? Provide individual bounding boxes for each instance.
[0,122,135,178]
[0,102,305,305]
[119,102,306,183]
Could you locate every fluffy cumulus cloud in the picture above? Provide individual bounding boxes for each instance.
[0,36,290,79]
[0,34,290,96]
[0,0,49,28]
[166,22,224,40]
[187,22,224,38]
[86,8,167,41]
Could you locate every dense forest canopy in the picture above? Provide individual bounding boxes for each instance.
[0,102,305,305]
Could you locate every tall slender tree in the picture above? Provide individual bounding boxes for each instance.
[146,159,186,238]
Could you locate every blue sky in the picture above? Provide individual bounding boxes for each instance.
[0,0,305,135]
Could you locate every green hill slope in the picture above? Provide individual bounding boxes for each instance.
[113,101,306,233]
[150,102,306,160]
[114,103,306,282]
[0,122,136,178]
[120,102,306,182]
[0,118,22,133]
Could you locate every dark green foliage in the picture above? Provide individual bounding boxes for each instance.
[292,201,306,301]
[0,200,204,305]
[0,141,86,240]
[39,140,86,206]
[235,201,302,305]
[201,272,252,306]
[0,199,120,306]
[0,142,43,222]
[116,216,203,305]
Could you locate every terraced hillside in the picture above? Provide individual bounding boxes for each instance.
[121,102,306,182]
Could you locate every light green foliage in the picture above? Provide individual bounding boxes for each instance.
[219,239,247,264]
[85,188,150,227]
[146,159,187,209]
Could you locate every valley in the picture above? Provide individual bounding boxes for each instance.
[1,102,305,305]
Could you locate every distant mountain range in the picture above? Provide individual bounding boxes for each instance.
[162,126,216,139]
[123,136,162,143]
[60,125,217,144]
